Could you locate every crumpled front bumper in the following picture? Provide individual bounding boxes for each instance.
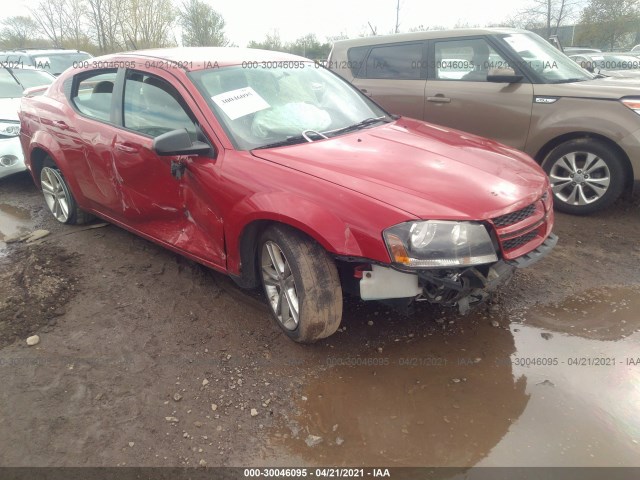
[359,233,559,314]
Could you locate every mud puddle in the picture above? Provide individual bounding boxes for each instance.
[0,203,35,255]
[269,287,640,467]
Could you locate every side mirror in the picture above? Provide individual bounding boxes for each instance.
[487,67,523,83]
[153,128,211,156]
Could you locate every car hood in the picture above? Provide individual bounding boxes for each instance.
[534,76,640,100]
[251,118,547,220]
[0,97,21,121]
[598,70,640,78]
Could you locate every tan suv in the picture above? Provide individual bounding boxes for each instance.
[328,28,640,215]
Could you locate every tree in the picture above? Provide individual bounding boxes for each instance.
[511,0,579,38]
[0,16,41,48]
[30,0,67,47]
[576,0,640,50]
[247,31,283,50]
[285,34,331,60]
[85,0,126,53]
[179,0,228,47]
[61,0,91,50]
[122,0,176,49]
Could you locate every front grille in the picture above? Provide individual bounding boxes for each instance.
[492,203,537,227]
[502,231,538,250]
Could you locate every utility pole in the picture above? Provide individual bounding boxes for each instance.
[395,0,400,33]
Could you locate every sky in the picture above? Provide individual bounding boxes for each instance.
[1,0,528,47]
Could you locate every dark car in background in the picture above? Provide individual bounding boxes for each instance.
[0,49,92,76]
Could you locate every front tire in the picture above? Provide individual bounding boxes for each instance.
[40,159,93,225]
[542,139,625,215]
[259,225,343,343]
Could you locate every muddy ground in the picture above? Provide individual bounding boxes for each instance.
[0,171,639,468]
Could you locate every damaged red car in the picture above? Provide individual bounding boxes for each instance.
[19,48,557,343]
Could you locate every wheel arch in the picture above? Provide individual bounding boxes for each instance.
[534,132,635,194]
[226,193,369,289]
[231,216,363,289]
[29,146,52,187]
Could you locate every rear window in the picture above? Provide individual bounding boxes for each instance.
[347,46,369,77]
[364,43,423,80]
[71,70,117,122]
[33,52,92,75]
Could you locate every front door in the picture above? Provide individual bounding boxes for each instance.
[424,37,534,150]
[112,69,225,268]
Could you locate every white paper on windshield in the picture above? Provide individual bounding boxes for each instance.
[211,87,269,120]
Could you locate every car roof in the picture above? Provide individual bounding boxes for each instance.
[116,47,310,71]
[332,27,527,48]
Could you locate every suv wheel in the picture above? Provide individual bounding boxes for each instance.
[259,225,342,343]
[542,139,625,215]
[40,159,93,225]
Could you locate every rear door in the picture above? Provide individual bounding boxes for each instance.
[66,69,121,211]
[424,36,534,150]
[351,42,427,120]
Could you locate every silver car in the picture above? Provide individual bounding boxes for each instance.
[0,65,55,179]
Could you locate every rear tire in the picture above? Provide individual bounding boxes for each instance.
[40,158,93,225]
[259,225,343,343]
[542,139,625,215]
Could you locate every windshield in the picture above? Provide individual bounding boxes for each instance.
[32,53,92,75]
[190,64,388,150]
[0,68,23,98]
[10,68,55,89]
[498,32,593,83]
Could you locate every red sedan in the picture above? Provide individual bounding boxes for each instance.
[19,48,557,343]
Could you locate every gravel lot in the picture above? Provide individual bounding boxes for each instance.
[1,172,639,467]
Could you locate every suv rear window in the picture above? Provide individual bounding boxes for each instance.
[364,43,424,80]
[347,46,369,77]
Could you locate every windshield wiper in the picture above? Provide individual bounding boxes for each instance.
[253,135,308,150]
[328,116,392,136]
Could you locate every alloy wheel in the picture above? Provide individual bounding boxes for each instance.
[40,167,71,223]
[548,151,611,206]
[261,241,300,331]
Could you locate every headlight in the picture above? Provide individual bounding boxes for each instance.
[621,98,640,115]
[383,220,498,268]
[0,121,20,138]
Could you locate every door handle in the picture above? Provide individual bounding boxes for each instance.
[115,143,139,154]
[52,120,69,130]
[427,95,451,103]
[360,88,372,97]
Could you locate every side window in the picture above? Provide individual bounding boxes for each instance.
[71,70,117,122]
[123,71,197,138]
[365,43,423,80]
[347,46,369,78]
[434,38,510,81]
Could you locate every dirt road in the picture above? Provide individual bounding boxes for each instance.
[1,172,639,467]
